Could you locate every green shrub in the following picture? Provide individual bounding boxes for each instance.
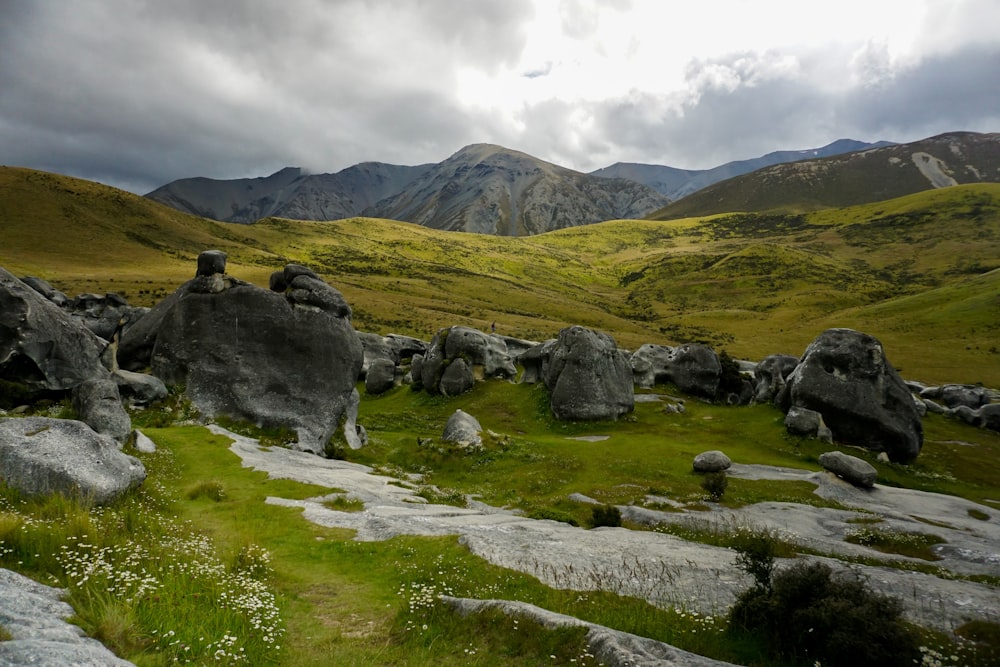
[525,507,579,526]
[731,525,777,590]
[728,561,920,667]
[185,479,225,502]
[700,471,728,501]
[588,504,622,528]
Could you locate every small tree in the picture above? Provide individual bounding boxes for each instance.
[588,504,622,529]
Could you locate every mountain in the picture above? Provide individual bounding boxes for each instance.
[649,131,1000,220]
[146,162,434,223]
[363,144,670,235]
[591,139,895,200]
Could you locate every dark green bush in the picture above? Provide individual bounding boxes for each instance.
[728,561,920,667]
[588,504,622,528]
[731,526,777,590]
[700,471,728,501]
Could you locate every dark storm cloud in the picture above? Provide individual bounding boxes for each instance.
[0,0,533,192]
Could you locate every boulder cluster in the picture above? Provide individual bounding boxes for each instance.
[3,250,999,507]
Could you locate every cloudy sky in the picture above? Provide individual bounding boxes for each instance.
[2,0,999,194]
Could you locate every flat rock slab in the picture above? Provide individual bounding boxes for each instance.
[0,568,135,666]
[566,435,610,442]
[218,427,1000,633]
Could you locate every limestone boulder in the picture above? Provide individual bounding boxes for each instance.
[129,252,364,456]
[442,409,483,448]
[66,292,146,342]
[385,334,428,361]
[358,332,396,378]
[1,268,111,391]
[517,339,556,384]
[365,358,397,395]
[113,369,168,405]
[0,417,146,504]
[544,326,634,421]
[420,326,516,395]
[19,275,68,307]
[693,450,731,473]
[439,357,475,396]
[629,343,721,399]
[920,384,991,409]
[753,354,799,403]
[819,450,877,488]
[779,329,922,464]
[72,378,131,444]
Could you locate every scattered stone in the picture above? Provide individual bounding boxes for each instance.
[441,409,483,448]
[779,328,922,464]
[365,358,397,395]
[132,429,157,453]
[920,384,991,409]
[420,326,516,395]
[819,450,877,488]
[72,377,131,444]
[544,326,634,421]
[630,343,721,399]
[439,357,476,396]
[0,417,146,505]
[113,369,168,405]
[693,450,732,473]
[0,568,136,666]
[784,406,833,443]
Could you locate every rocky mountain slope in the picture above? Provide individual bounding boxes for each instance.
[363,144,670,235]
[591,139,894,200]
[146,162,433,223]
[650,131,1000,219]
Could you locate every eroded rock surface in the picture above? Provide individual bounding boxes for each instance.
[545,326,634,421]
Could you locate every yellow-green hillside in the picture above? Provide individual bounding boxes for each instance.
[1,166,998,386]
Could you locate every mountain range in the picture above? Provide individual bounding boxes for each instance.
[146,132,1000,235]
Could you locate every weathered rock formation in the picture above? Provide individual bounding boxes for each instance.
[784,406,833,443]
[419,326,517,396]
[544,326,634,421]
[365,358,397,395]
[0,417,146,505]
[693,450,732,473]
[753,354,799,403]
[120,251,364,455]
[779,329,922,463]
[630,343,721,399]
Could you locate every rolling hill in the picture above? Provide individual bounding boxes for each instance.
[2,165,999,386]
[649,131,1000,219]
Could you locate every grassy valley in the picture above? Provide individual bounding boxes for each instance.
[3,166,1000,665]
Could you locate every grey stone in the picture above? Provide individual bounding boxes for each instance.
[920,384,990,409]
[71,377,131,444]
[441,409,483,448]
[1,268,112,391]
[784,406,833,443]
[358,332,396,377]
[66,292,144,342]
[439,357,475,396]
[365,358,397,395]
[132,429,157,453]
[384,333,428,361]
[779,328,922,464]
[516,339,556,384]
[693,450,731,472]
[630,343,721,399]
[409,353,425,390]
[130,260,363,456]
[113,369,168,405]
[287,274,352,317]
[544,326,634,421]
[0,568,136,666]
[196,249,227,276]
[19,275,69,307]
[819,450,877,488]
[753,354,799,403]
[0,417,146,505]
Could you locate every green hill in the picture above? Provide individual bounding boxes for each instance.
[2,166,999,385]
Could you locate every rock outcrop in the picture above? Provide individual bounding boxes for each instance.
[544,326,634,421]
[779,329,922,464]
[441,409,483,448]
[121,252,364,455]
[630,343,721,399]
[753,354,799,403]
[784,406,833,443]
[0,417,146,505]
[419,326,517,396]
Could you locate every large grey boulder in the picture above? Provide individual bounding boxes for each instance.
[819,450,877,488]
[19,275,68,307]
[441,409,483,448]
[66,292,146,342]
[0,417,146,505]
[419,326,516,395]
[365,358,397,395]
[358,331,396,378]
[544,326,634,421]
[72,378,132,444]
[950,403,1000,433]
[126,253,364,456]
[385,333,428,361]
[1,268,111,391]
[0,568,136,666]
[779,329,922,464]
[629,343,721,399]
[113,369,168,405]
[753,354,799,403]
[517,339,556,384]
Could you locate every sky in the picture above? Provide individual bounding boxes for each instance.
[2,0,999,194]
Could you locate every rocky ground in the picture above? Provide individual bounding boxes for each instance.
[218,426,1000,639]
